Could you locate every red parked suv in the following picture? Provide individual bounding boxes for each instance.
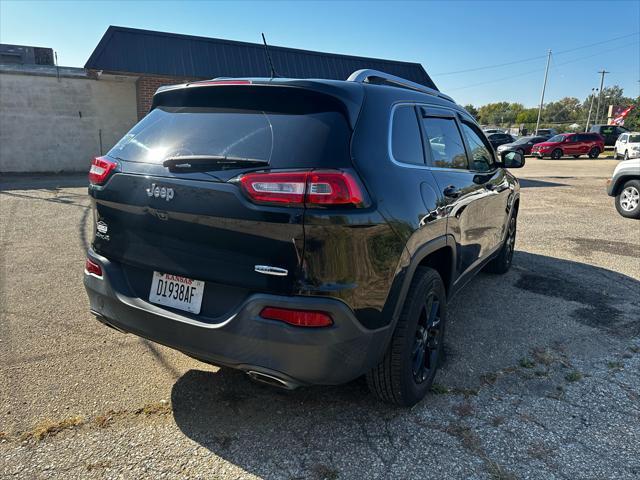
[531,133,604,159]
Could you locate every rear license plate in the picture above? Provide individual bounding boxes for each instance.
[149,272,204,314]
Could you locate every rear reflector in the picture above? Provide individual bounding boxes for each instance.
[239,170,365,207]
[89,156,117,185]
[85,258,103,278]
[260,307,333,327]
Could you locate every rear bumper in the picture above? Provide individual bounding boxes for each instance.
[84,250,390,387]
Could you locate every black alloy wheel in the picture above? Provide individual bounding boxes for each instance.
[551,149,563,160]
[588,147,600,159]
[411,291,443,384]
[367,267,447,407]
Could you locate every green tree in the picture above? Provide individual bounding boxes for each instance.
[542,97,583,123]
[464,104,479,118]
[516,108,538,124]
[477,102,524,125]
[583,85,635,125]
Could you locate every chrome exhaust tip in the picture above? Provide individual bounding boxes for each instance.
[246,370,296,390]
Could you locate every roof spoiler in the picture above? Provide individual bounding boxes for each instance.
[347,69,454,103]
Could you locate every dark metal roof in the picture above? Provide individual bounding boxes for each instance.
[85,26,438,90]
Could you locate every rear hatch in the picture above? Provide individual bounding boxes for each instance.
[90,83,359,310]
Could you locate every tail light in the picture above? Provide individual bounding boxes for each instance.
[239,170,365,207]
[89,156,118,185]
[85,258,103,278]
[260,307,333,327]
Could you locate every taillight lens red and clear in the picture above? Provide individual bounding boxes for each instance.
[88,156,118,185]
[239,170,365,207]
[260,307,333,327]
[85,258,103,277]
[240,172,307,205]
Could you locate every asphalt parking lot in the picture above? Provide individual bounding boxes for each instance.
[1,158,639,479]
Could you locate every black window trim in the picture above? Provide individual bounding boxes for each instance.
[458,120,499,173]
[418,104,498,173]
[420,110,469,171]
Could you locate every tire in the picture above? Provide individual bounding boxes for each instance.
[588,147,600,159]
[366,267,446,407]
[615,179,640,219]
[573,155,580,159]
[484,212,517,274]
[624,150,629,160]
[551,149,562,160]
[614,151,619,160]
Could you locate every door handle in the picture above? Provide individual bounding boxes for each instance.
[443,185,461,198]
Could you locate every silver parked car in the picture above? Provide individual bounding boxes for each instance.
[607,158,640,218]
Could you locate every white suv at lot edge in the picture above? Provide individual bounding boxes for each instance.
[614,132,640,160]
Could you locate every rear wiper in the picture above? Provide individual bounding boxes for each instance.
[162,155,269,170]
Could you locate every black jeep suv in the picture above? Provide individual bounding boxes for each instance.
[84,70,523,406]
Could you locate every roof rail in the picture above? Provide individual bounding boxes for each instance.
[347,69,454,103]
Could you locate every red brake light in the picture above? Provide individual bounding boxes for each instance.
[260,307,333,327]
[239,170,365,207]
[306,171,364,206]
[85,258,103,278]
[89,156,117,185]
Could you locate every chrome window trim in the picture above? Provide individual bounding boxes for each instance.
[387,102,499,174]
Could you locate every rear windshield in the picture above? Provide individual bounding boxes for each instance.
[108,89,352,170]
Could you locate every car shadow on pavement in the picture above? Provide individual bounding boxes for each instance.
[0,173,87,191]
[519,178,568,188]
[169,251,639,478]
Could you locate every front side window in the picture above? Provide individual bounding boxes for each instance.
[422,117,467,169]
[461,123,494,172]
[391,106,424,165]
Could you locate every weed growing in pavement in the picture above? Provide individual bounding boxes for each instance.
[431,383,449,394]
[22,416,85,441]
[519,357,535,369]
[311,463,339,480]
[565,371,583,382]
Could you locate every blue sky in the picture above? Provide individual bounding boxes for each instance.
[1,0,638,107]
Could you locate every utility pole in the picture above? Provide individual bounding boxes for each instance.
[585,87,598,132]
[594,69,609,127]
[535,50,551,135]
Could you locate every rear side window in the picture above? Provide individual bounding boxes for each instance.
[391,106,424,165]
[422,117,468,169]
[108,88,351,170]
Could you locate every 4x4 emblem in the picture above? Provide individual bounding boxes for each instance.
[146,183,174,202]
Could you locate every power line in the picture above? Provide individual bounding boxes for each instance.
[448,41,638,92]
[433,31,639,76]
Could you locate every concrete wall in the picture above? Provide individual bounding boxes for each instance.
[0,67,137,172]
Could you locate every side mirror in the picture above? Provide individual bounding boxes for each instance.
[503,151,525,168]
